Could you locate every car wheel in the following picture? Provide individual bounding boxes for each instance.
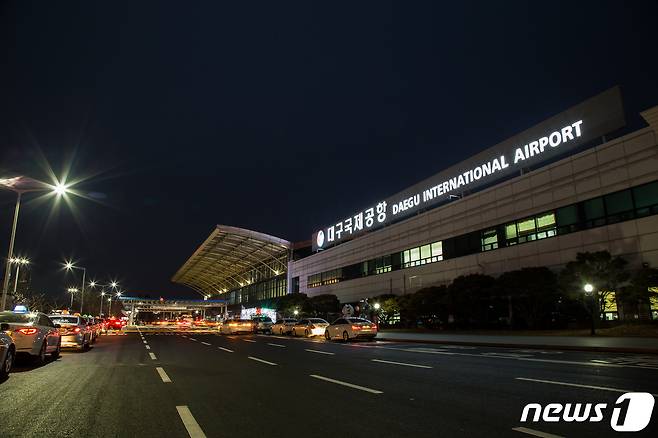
[279,328,283,335]
[342,331,349,342]
[35,341,47,365]
[1,348,14,378]
[304,329,309,337]
[324,330,331,341]
[51,340,61,359]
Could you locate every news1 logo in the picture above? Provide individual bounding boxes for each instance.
[520,393,655,432]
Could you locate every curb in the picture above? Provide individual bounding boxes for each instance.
[376,336,658,355]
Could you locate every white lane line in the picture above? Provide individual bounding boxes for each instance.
[243,339,257,343]
[201,341,211,346]
[149,352,157,360]
[181,335,187,338]
[371,359,432,369]
[145,345,151,350]
[267,343,286,348]
[143,340,148,344]
[189,338,197,341]
[248,356,277,366]
[176,405,207,438]
[512,426,564,438]
[516,377,658,396]
[305,349,335,355]
[156,367,172,383]
[218,347,234,353]
[309,374,383,394]
[226,336,237,339]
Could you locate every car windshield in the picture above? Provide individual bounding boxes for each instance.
[309,318,328,323]
[0,312,36,323]
[347,318,371,323]
[49,316,79,325]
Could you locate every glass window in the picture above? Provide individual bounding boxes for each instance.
[604,190,633,215]
[536,213,556,231]
[584,197,605,220]
[517,217,536,236]
[431,241,443,257]
[409,247,420,262]
[481,228,498,251]
[505,223,517,239]
[633,181,658,208]
[556,205,579,226]
[420,244,431,260]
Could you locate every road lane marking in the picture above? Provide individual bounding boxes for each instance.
[201,341,211,346]
[515,377,658,396]
[243,339,257,343]
[156,367,172,383]
[149,352,157,360]
[512,426,564,438]
[143,340,148,344]
[267,343,286,348]
[304,349,335,355]
[218,347,234,353]
[248,356,277,366]
[189,338,197,341]
[226,336,237,339]
[145,345,151,350]
[176,406,207,438]
[309,375,383,394]
[371,359,432,369]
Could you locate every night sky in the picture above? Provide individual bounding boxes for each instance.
[1,1,657,299]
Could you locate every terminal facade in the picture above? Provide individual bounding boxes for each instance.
[174,87,658,321]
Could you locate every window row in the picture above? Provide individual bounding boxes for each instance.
[306,180,658,289]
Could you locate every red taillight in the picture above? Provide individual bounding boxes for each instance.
[17,328,38,335]
[372,324,377,330]
[351,325,362,330]
[74,327,81,333]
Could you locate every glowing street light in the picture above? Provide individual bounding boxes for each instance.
[373,302,381,310]
[0,176,74,310]
[64,260,87,314]
[583,283,594,293]
[89,280,118,317]
[293,309,299,316]
[67,287,78,308]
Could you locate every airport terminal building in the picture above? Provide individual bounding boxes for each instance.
[174,87,658,320]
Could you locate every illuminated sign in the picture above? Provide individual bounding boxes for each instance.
[312,87,625,251]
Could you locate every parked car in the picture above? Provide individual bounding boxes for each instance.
[49,315,93,350]
[219,319,255,334]
[271,318,297,335]
[0,311,61,363]
[325,317,377,341]
[106,317,125,331]
[0,323,15,378]
[252,316,273,334]
[291,318,329,337]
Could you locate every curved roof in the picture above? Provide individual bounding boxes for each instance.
[172,225,291,296]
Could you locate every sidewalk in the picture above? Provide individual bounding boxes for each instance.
[376,331,658,354]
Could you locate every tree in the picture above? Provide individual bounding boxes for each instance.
[496,267,559,328]
[447,274,496,327]
[305,294,339,318]
[274,293,308,317]
[559,251,630,326]
[619,265,658,317]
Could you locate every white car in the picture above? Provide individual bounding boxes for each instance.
[325,317,377,341]
[0,311,61,363]
[291,318,329,337]
[219,319,255,334]
[271,318,297,335]
[0,323,15,379]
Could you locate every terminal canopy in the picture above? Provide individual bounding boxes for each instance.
[172,225,291,296]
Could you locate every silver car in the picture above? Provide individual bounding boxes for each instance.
[1,323,15,379]
[49,315,93,350]
[0,311,61,363]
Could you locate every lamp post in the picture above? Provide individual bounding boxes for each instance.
[584,283,596,336]
[0,176,70,311]
[10,257,29,295]
[107,297,113,317]
[89,280,118,317]
[64,261,87,314]
[67,287,78,309]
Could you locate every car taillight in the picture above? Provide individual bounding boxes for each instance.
[17,328,38,335]
[372,324,377,330]
[74,327,81,333]
[351,325,362,330]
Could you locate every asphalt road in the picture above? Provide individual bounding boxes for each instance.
[1,331,657,438]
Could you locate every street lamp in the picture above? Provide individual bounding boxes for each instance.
[9,257,29,295]
[373,302,381,310]
[583,283,596,335]
[67,287,78,309]
[0,176,72,311]
[64,261,87,314]
[89,280,118,317]
[293,309,299,316]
